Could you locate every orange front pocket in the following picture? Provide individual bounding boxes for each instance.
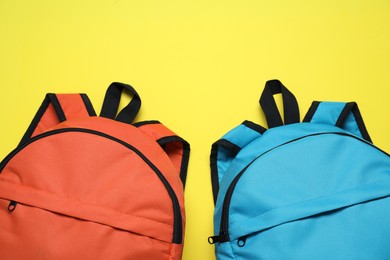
[0,197,172,259]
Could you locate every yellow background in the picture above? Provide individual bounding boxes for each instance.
[0,1,389,259]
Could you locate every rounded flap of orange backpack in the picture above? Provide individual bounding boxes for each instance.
[0,128,178,243]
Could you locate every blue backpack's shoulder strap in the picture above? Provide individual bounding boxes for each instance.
[210,79,301,205]
[303,101,372,142]
[210,120,265,204]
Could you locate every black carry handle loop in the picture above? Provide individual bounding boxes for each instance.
[100,82,141,124]
[259,80,300,128]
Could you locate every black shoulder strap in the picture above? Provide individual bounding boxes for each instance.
[210,121,265,204]
[135,121,190,187]
[20,93,96,145]
[303,101,372,142]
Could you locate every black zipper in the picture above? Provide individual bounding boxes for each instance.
[0,128,183,244]
[209,132,389,244]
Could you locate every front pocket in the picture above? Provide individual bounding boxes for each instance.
[226,196,390,259]
[0,180,174,242]
[0,198,172,259]
[228,177,390,241]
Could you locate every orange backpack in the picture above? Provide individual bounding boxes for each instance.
[0,82,190,259]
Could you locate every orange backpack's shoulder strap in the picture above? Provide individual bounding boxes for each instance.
[20,93,96,145]
[134,121,190,188]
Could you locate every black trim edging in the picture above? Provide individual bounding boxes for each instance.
[157,135,191,188]
[210,139,241,205]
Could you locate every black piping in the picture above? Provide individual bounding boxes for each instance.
[47,94,66,122]
[157,136,191,188]
[242,120,267,134]
[303,101,321,122]
[133,120,161,127]
[336,102,372,143]
[19,93,95,146]
[19,95,52,146]
[210,139,241,205]
[80,94,97,116]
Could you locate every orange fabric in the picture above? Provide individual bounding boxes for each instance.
[57,118,185,202]
[138,123,176,141]
[138,123,186,182]
[0,117,185,259]
[164,141,185,177]
[32,94,91,138]
[0,197,172,259]
[31,103,60,137]
[56,94,91,119]
[170,243,184,260]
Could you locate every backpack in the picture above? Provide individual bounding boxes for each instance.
[0,82,190,259]
[208,79,390,259]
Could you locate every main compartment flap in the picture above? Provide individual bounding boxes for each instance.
[225,132,390,240]
[0,126,178,243]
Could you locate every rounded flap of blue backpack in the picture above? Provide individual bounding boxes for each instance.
[227,131,390,241]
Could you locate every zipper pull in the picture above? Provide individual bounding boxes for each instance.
[8,201,17,212]
[208,232,230,244]
[208,235,220,244]
[237,236,247,247]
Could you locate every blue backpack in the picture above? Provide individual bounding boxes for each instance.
[208,80,390,259]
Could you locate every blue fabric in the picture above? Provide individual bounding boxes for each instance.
[222,124,262,149]
[216,123,262,188]
[344,111,363,139]
[309,101,365,139]
[213,111,390,259]
[310,102,345,125]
